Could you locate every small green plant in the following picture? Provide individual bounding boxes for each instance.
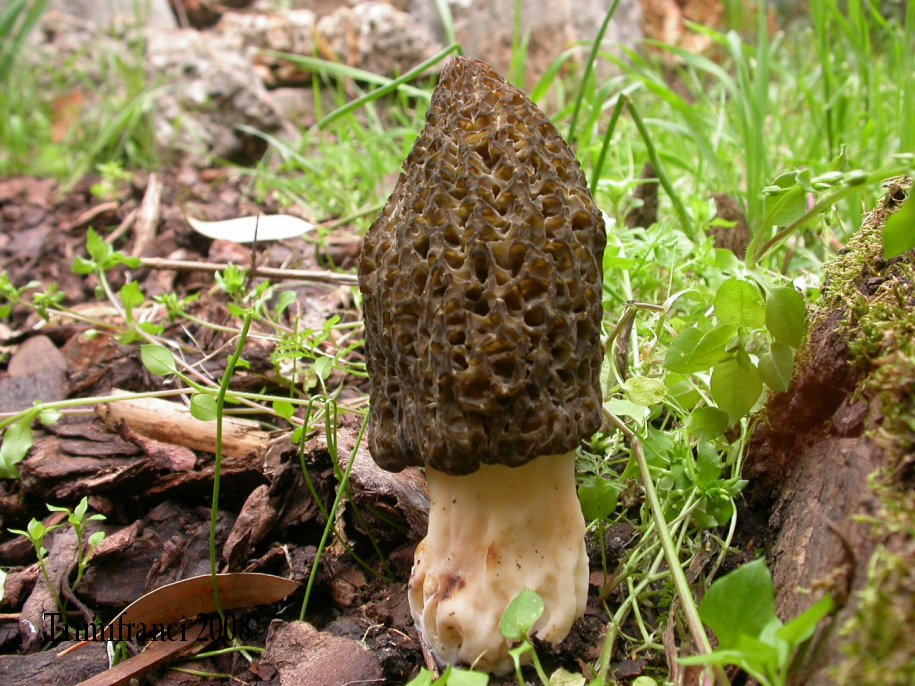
[0,0,50,85]
[500,588,550,684]
[663,276,808,428]
[46,497,107,589]
[406,666,490,686]
[0,272,68,322]
[0,404,59,479]
[213,264,249,301]
[679,558,833,686]
[8,517,60,610]
[90,161,133,201]
[746,157,914,266]
[72,227,142,277]
[9,497,107,606]
[404,589,588,686]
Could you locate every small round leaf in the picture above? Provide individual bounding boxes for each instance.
[765,287,806,347]
[190,393,218,422]
[500,588,545,641]
[710,354,763,425]
[715,279,766,329]
[688,407,729,440]
[141,344,177,377]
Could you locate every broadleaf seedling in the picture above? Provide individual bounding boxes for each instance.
[190,393,218,422]
[680,558,834,686]
[714,278,766,329]
[710,351,763,424]
[500,587,545,642]
[0,418,33,479]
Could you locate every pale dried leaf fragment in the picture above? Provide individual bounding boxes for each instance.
[186,213,314,243]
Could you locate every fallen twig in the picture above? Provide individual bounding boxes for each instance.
[105,207,138,245]
[138,257,358,287]
[131,173,163,258]
[63,201,119,232]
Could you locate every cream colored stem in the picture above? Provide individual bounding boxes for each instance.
[409,451,588,674]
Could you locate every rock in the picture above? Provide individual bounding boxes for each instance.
[257,620,384,686]
[217,10,318,86]
[50,0,176,29]
[146,29,284,164]
[30,12,137,90]
[317,2,441,77]
[31,11,283,164]
[408,0,643,84]
[6,335,67,378]
[168,0,254,28]
[0,335,69,413]
[266,88,318,128]
[220,3,439,85]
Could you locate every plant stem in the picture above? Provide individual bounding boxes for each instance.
[604,409,729,686]
[313,43,461,131]
[139,257,358,287]
[299,411,369,620]
[590,94,627,192]
[626,100,696,240]
[209,312,254,619]
[567,0,623,144]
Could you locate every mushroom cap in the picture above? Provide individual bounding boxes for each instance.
[358,56,606,475]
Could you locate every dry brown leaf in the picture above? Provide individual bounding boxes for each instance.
[106,572,299,631]
[67,573,299,685]
[62,573,299,662]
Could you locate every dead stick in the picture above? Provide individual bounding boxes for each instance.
[96,389,272,460]
[139,257,358,287]
[64,201,119,232]
[106,207,138,245]
[131,173,163,258]
[73,620,212,686]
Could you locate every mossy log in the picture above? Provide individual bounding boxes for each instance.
[746,177,914,686]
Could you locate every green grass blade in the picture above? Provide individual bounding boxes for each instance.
[529,50,575,104]
[433,0,457,47]
[567,0,622,144]
[903,0,915,152]
[0,0,50,85]
[627,100,695,240]
[313,43,460,131]
[258,51,430,100]
[590,95,627,192]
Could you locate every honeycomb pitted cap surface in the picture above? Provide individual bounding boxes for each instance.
[358,56,606,475]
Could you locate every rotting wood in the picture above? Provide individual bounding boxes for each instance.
[95,389,274,460]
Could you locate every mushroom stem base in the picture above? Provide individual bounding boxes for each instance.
[409,451,589,674]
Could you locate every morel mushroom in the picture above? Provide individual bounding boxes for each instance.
[358,56,606,673]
